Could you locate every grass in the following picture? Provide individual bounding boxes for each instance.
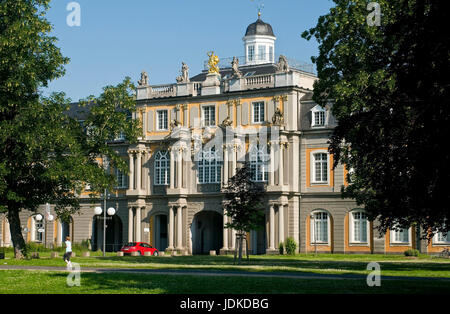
[1,270,450,294]
[1,252,450,279]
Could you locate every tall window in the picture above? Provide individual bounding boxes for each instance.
[391,227,410,244]
[311,211,329,243]
[312,153,328,183]
[351,211,368,243]
[258,45,266,61]
[252,101,265,124]
[248,45,255,62]
[198,147,222,184]
[436,231,450,244]
[115,168,127,189]
[154,151,170,186]
[269,46,274,63]
[157,110,168,131]
[202,106,216,127]
[35,219,43,242]
[250,145,269,182]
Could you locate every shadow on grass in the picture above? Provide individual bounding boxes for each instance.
[93,254,450,277]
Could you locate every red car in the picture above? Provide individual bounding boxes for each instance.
[120,242,159,256]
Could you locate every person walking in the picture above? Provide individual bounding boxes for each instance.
[63,236,73,269]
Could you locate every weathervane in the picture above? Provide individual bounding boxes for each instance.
[251,0,265,19]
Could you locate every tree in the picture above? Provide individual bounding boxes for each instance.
[222,163,265,264]
[302,0,450,239]
[0,0,140,258]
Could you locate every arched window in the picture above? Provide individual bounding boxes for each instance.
[311,105,327,127]
[250,145,269,182]
[198,147,222,184]
[310,210,330,244]
[349,210,369,243]
[154,151,170,186]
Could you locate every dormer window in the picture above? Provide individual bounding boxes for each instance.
[311,105,327,127]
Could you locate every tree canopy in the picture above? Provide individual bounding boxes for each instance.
[302,0,450,238]
[0,0,140,258]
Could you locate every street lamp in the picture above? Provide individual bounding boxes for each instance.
[35,209,54,248]
[94,189,116,257]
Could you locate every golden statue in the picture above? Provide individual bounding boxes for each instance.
[207,51,220,74]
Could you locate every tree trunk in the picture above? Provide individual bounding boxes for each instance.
[238,233,243,265]
[8,207,27,259]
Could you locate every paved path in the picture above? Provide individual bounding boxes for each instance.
[1,265,449,282]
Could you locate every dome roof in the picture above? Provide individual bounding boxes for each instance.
[245,17,275,37]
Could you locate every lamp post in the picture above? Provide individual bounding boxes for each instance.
[36,208,54,249]
[94,188,116,257]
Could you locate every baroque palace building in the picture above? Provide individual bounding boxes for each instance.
[1,15,449,255]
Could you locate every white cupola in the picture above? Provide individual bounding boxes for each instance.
[243,12,277,66]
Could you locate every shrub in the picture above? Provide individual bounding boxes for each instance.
[404,249,419,257]
[285,237,297,255]
[278,242,284,255]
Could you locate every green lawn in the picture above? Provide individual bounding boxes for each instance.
[1,252,449,279]
[0,270,449,294]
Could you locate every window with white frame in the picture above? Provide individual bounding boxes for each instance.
[311,105,327,127]
[390,227,410,244]
[202,105,216,127]
[198,147,222,184]
[350,210,369,243]
[248,45,255,62]
[115,168,128,189]
[269,46,274,63]
[154,151,170,186]
[434,224,450,244]
[312,152,329,184]
[250,145,269,182]
[252,101,265,124]
[258,45,266,61]
[311,211,330,244]
[157,110,168,131]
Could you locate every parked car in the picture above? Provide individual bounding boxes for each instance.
[120,242,159,256]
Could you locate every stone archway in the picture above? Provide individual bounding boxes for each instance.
[191,211,223,255]
[152,214,168,252]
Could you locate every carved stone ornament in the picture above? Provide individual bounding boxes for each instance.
[170,119,181,130]
[276,55,289,73]
[220,116,233,127]
[138,70,149,86]
[272,107,284,126]
[207,51,220,74]
[176,62,190,83]
[231,57,242,78]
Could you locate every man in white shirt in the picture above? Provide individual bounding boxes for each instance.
[63,236,72,269]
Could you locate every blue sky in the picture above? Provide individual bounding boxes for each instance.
[44,0,334,101]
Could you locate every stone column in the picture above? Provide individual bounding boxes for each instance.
[136,151,142,191]
[177,149,183,189]
[269,142,275,186]
[278,205,284,245]
[128,153,134,190]
[135,207,141,242]
[176,206,183,250]
[168,206,174,249]
[269,205,275,250]
[222,209,229,250]
[231,229,236,249]
[223,146,229,185]
[232,145,237,176]
[169,148,175,189]
[278,145,284,186]
[128,207,134,242]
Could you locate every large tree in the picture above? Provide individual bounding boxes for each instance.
[0,0,140,258]
[302,0,450,238]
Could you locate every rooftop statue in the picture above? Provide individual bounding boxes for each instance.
[231,57,242,78]
[176,62,190,83]
[276,55,289,73]
[138,70,149,86]
[207,51,220,74]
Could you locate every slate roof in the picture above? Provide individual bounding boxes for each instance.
[245,17,276,37]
